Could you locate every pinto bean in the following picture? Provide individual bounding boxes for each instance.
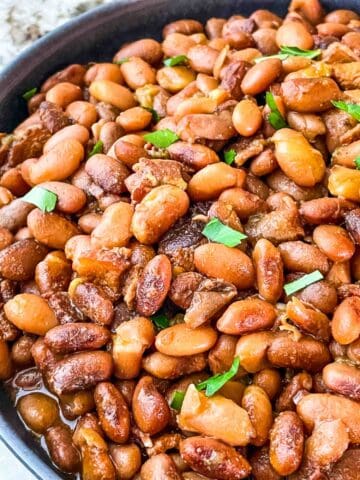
[91,202,133,249]
[178,384,255,446]
[208,334,240,375]
[79,428,116,480]
[217,298,276,335]
[313,225,355,262]
[276,372,312,412]
[232,99,262,137]
[41,64,86,92]
[89,80,136,110]
[332,296,360,344]
[297,393,360,443]
[0,239,48,281]
[43,124,89,153]
[85,153,129,194]
[306,419,349,468]
[39,181,86,213]
[241,59,282,96]
[281,78,341,113]
[322,363,360,401]
[163,19,203,37]
[0,340,12,380]
[17,393,59,434]
[155,324,217,356]
[59,391,95,420]
[194,243,255,289]
[114,38,163,65]
[46,82,82,108]
[34,250,71,294]
[28,138,84,184]
[50,351,113,395]
[45,424,80,473]
[142,351,206,379]
[253,369,281,400]
[253,239,284,303]
[45,323,110,354]
[135,254,172,316]
[94,382,130,443]
[242,385,273,446]
[110,444,141,480]
[4,293,58,335]
[278,241,330,274]
[299,197,355,225]
[286,298,331,341]
[141,453,182,480]
[85,63,123,84]
[132,376,170,435]
[168,141,219,170]
[131,185,189,244]
[112,317,155,379]
[344,208,360,244]
[177,110,236,142]
[250,446,281,480]
[69,281,114,325]
[120,57,156,90]
[235,332,274,373]
[269,411,304,476]
[180,437,251,480]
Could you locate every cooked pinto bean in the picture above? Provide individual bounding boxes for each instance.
[110,444,141,480]
[45,424,81,473]
[141,453,182,480]
[241,59,282,96]
[253,239,284,303]
[276,21,314,49]
[332,296,360,344]
[45,323,110,353]
[0,239,48,281]
[69,281,114,325]
[278,241,330,274]
[17,393,59,434]
[155,324,217,356]
[322,363,360,401]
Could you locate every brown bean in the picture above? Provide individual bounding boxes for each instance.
[43,124,89,153]
[253,368,281,400]
[79,428,116,480]
[328,448,360,480]
[306,419,349,468]
[66,101,98,129]
[188,163,244,201]
[281,78,341,113]
[276,372,312,412]
[235,332,274,373]
[168,141,219,170]
[45,424,80,473]
[267,332,331,372]
[194,243,255,289]
[155,324,217,356]
[141,453,182,480]
[178,384,255,446]
[162,32,196,57]
[208,334,239,375]
[187,45,219,75]
[177,110,236,142]
[328,165,360,203]
[59,391,95,420]
[11,335,35,367]
[180,437,251,480]
[70,281,114,326]
[163,19,203,37]
[232,99,263,137]
[117,106,152,131]
[114,38,162,65]
[17,393,59,434]
[85,63,123,84]
[39,181,87,214]
[0,239,48,281]
[293,279,338,314]
[299,197,355,225]
[242,385,273,446]
[110,444,141,480]
[332,296,360,344]
[4,293,58,335]
[50,351,113,395]
[250,446,281,480]
[112,317,155,379]
[120,57,156,90]
[269,411,304,476]
[241,59,282,96]
[46,82,82,107]
[132,376,170,435]
[297,393,360,443]
[286,298,330,341]
[0,168,29,196]
[322,362,360,401]
[94,382,130,443]
[219,188,266,220]
[217,298,276,335]
[89,80,136,110]
[27,209,79,249]
[131,185,189,244]
[278,241,329,274]
[0,340,12,380]
[85,153,129,194]
[28,138,84,184]
[91,202,133,249]
[45,323,110,354]
[276,21,314,49]
[314,225,355,262]
[253,239,284,303]
[135,254,171,316]
[142,351,206,379]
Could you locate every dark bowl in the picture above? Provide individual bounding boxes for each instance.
[0,0,358,477]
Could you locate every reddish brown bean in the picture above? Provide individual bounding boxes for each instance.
[241,59,282,96]
[45,323,110,354]
[322,362,360,401]
[0,239,48,281]
[45,424,81,473]
[253,239,284,303]
[332,296,360,344]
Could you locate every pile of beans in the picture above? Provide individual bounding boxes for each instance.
[1,0,360,478]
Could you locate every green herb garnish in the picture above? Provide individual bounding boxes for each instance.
[266,91,288,130]
[280,46,321,59]
[255,46,321,63]
[284,270,324,296]
[143,129,179,148]
[355,156,360,170]
[224,149,236,165]
[170,391,185,410]
[22,186,57,213]
[22,87,38,101]
[151,313,169,330]
[143,107,160,123]
[114,57,129,65]
[202,218,247,248]
[196,357,240,397]
[89,140,103,157]
[331,100,360,122]
[163,55,189,67]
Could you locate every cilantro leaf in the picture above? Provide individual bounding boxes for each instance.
[331,100,360,122]
[89,140,103,157]
[22,87,38,101]
[224,149,236,165]
[143,129,179,148]
[284,270,324,296]
[202,218,247,248]
[22,187,57,213]
[196,357,240,397]
[266,91,288,130]
[163,55,189,67]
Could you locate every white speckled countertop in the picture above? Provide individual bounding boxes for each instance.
[0,3,115,477]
